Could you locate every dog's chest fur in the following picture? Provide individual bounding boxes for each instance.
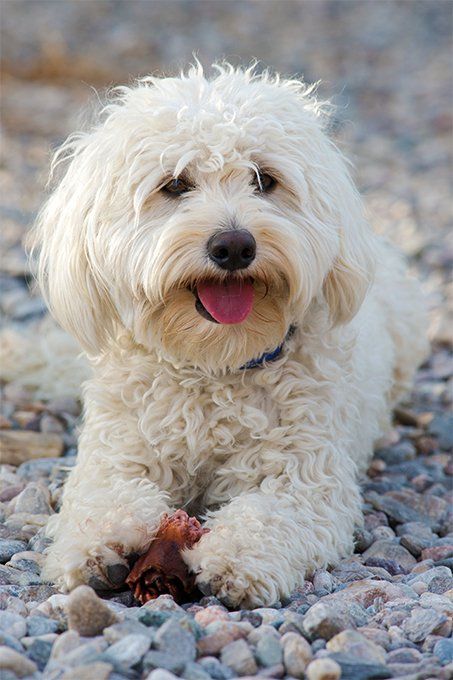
[86,330,357,512]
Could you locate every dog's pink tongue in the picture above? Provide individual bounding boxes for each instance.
[197,280,254,324]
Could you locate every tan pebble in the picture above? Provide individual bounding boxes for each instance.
[281,631,312,678]
[0,646,38,677]
[66,585,118,636]
[306,657,341,680]
[326,629,385,663]
[50,630,81,659]
[194,605,229,627]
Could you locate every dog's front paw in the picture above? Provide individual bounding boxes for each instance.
[43,537,130,592]
[183,530,286,608]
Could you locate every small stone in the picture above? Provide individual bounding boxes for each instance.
[252,607,285,626]
[146,671,179,680]
[255,633,283,667]
[281,632,312,678]
[0,646,37,677]
[0,539,28,563]
[143,650,187,675]
[182,661,213,680]
[248,624,280,645]
[25,638,53,670]
[63,636,109,666]
[61,662,113,680]
[412,581,428,595]
[327,652,391,680]
[12,482,52,515]
[354,529,374,552]
[220,638,257,676]
[305,658,341,680]
[323,578,417,609]
[103,619,152,644]
[194,605,229,627]
[49,629,81,660]
[326,630,386,663]
[104,633,150,668]
[66,585,118,636]
[403,607,447,642]
[0,610,26,638]
[386,647,422,663]
[407,566,453,594]
[330,561,374,583]
[302,603,346,640]
[362,539,416,572]
[313,570,334,593]
[433,638,453,665]
[0,631,24,653]
[154,618,196,662]
[26,614,59,636]
[428,414,453,450]
[421,544,453,562]
[198,656,235,679]
[197,621,250,655]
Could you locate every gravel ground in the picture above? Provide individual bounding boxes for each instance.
[1,2,452,679]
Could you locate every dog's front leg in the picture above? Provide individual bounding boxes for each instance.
[184,451,362,608]
[43,451,170,591]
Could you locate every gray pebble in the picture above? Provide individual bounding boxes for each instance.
[0,539,28,563]
[362,539,416,571]
[328,652,391,680]
[198,656,235,679]
[0,610,27,638]
[13,483,52,515]
[182,660,213,680]
[403,607,448,642]
[255,632,283,667]
[26,637,53,670]
[406,566,453,593]
[26,614,59,636]
[154,618,196,662]
[0,630,25,653]
[433,638,453,665]
[143,650,187,675]
[103,632,150,668]
[302,603,345,640]
[103,619,153,644]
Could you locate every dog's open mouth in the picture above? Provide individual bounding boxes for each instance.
[194,278,254,324]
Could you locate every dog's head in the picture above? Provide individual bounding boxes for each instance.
[32,65,375,371]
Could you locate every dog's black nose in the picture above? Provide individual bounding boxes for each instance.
[207,229,256,271]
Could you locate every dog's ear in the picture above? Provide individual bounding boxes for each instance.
[321,166,376,326]
[28,135,119,355]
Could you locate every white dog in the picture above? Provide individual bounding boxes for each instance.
[31,64,428,607]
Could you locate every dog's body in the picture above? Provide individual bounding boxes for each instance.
[33,65,428,607]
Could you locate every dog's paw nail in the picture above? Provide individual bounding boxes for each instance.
[198,581,212,596]
[107,563,130,586]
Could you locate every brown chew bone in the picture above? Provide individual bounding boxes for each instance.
[126,509,209,604]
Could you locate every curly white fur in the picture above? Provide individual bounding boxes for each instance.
[29,64,428,607]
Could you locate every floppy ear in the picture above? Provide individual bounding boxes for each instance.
[321,161,376,326]
[28,134,119,355]
[323,213,376,326]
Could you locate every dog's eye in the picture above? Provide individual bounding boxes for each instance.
[255,172,276,193]
[163,178,191,196]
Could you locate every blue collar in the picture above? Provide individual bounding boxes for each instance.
[240,325,295,370]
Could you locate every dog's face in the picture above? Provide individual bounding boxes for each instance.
[34,66,374,371]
